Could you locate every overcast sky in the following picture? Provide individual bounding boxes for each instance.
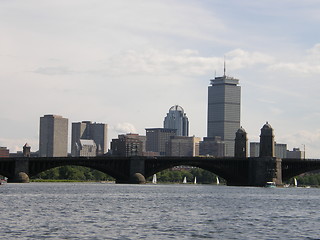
[1,0,320,157]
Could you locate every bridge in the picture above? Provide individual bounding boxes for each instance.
[1,122,319,186]
[1,156,320,186]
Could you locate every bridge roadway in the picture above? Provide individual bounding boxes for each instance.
[0,156,320,186]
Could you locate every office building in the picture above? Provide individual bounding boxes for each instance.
[74,139,97,157]
[207,67,241,157]
[39,114,68,157]
[250,142,287,158]
[275,143,287,158]
[287,148,305,159]
[111,133,146,157]
[167,136,200,157]
[199,137,226,157]
[164,105,189,136]
[250,142,260,157]
[145,128,176,156]
[71,121,108,156]
[0,147,9,158]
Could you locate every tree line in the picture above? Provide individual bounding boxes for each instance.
[32,166,320,186]
[32,166,223,184]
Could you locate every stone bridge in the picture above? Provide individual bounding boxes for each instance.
[1,156,320,186]
[1,122,319,186]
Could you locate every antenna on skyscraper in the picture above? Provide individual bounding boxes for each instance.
[223,56,226,77]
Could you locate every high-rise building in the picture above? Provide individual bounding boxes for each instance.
[39,114,68,157]
[111,133,146,157]
[164,105,189,136]
[287,148,305,159]
[145,128,176,156]
[250,142,288,158]
[199,137,226,157]
[75,139,97,157]
[71,121,108,156]
[167,136,200,157]
[0,147,9,158]
[207,67,241,156]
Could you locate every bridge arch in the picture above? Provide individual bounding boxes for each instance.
[144,156,249,186]
[282,159,320,181]
[146,165,225,183]
[31,165,114,181]
[28,157,130,182]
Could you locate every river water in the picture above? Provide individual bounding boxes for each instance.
[1,183,319,239]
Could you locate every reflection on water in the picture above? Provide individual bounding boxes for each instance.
[1,183,320,239]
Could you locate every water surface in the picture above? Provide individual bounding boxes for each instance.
[1,183,319,239]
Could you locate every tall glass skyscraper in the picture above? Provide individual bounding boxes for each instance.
[164,105,189,136]
[207,71,241,157]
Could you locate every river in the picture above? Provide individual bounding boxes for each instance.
[0,183,319,239]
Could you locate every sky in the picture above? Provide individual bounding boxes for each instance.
[1,0,320,157]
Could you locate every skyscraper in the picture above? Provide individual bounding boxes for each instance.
[163,105,189,136]
[39,114,68,157]
[145,128,176,156]
[167,136,200,157]
[207,67,241,157]
[111,133,146,157]
[71,121,108,156]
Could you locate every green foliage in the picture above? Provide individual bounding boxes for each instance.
[33,166,224,184]
[32,166,114,181]
[294,173,320,186]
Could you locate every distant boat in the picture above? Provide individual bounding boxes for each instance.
[0,178,7,185]
[265,182,276,188]
[183,177,187,184]
[216,176,220,185]
[194,177,197,184]
[152,174,157,184]
[294,178,298,187]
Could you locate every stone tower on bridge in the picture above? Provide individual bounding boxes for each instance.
[259,122,275,157]
[234,127,248,158]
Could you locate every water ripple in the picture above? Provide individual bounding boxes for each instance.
[1,183,320,239]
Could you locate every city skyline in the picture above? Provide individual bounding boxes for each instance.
[1,1,320,157]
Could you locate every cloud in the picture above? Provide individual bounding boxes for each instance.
[34,66,73,75]
[98,48,276,78]
[268,43,320,74]
[226,49,274,69]
[113,123,137,135]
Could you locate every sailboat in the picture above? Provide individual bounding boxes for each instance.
[152,174,157,184]
[183,177,187,184]
[194,177,197,184]
[216,176,220,185]
[294,178,298,187]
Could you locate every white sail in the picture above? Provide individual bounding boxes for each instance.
[183,177,187,184]
[294,178,297,187]
[152,174,157,184]
[194,177,197,184]
[216,176,220,185]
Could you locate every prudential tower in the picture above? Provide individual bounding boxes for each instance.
[207,65,241,156]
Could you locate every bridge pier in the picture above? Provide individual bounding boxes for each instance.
[248,157,282,186]
[129,157,146,184]
[8,158,30,183]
